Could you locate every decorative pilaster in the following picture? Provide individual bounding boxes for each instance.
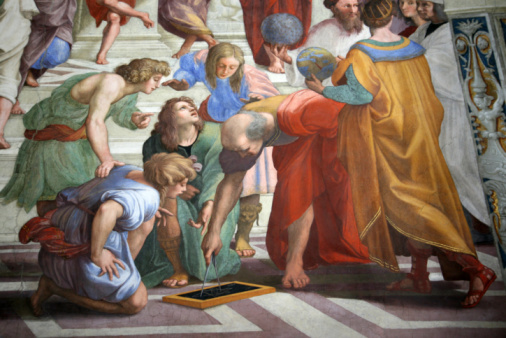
[445,0,506,288]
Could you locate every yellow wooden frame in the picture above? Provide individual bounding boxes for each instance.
[162,281,276,309]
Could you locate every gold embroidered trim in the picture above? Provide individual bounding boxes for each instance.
[386,215,475,256]
[369,255,400,272]
[360,207,382,240]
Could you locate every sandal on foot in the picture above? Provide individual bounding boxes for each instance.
[462,266,496,308]
[388,273,431,294]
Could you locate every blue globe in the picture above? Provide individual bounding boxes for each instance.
[296,47,337,81]
[261,13,304,46]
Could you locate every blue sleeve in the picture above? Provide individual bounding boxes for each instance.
[101,189,159,231]
[322,65,373,105]
[173,52,204,88]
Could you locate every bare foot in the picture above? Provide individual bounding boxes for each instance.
[30,275,55,317]
[235,237,256,258]
[96,55,109,65]
[161,272,189,288]
[11,100,25,115]
[25,70,39,87]
[207,38,218,49]
[282,261,310,289]
[268,58,285,74]
[0,136,10,149]
[172,47,191,59]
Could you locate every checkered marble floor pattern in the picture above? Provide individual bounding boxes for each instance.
[1,234,506,338]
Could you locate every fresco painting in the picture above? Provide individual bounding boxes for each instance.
[1,0,506,337]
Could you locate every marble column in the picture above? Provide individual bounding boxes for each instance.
[71,0,171,60]
[445,0,506,288]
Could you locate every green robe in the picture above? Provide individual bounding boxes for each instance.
[0,73,139,212]
[135,122,241,287]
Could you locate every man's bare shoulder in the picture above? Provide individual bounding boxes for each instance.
[71,73,126,103]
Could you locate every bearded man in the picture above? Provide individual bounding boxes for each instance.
[272,0,370,87]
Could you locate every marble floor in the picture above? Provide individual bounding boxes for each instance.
[1,233,506,338]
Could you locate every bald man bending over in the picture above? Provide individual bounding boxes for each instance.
[200,92,370,289]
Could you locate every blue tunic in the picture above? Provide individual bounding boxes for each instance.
[39,165,159,302]
[173,50,280,122]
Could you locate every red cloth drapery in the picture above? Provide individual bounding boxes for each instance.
[239,0,312,66]
[266,90,370,270]
[24,124,87,142]
[85,0,136,27]
[19,210,90,259]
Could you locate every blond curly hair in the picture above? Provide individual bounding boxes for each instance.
[115,58,171,84]
[144,153,196,205]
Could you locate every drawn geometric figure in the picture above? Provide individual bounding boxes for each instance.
[261,13,304,46]
[296,47,337,81]
[163,281,275,309]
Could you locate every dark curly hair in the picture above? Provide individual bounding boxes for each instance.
[323,0,339,9]
[152,97,204,151]
[362,0,397,29]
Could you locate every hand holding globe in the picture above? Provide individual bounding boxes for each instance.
[296,47,338,81]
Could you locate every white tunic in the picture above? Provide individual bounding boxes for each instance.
[285,18,371,88]
[411,22,490,225]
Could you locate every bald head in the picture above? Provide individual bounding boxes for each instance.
[222,111,268,158]
[222,112,249,140]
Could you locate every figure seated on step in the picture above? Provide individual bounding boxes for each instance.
[21,153,195,316]
[158,0,218,59]
[164,43,282,257]
[134,97,241,289]
[85,0,154,64]
[304,0,496,308]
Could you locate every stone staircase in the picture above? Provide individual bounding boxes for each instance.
[0,1,308,242]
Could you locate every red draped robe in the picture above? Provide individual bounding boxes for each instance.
[85,0,136,27]
[246,90,370,270]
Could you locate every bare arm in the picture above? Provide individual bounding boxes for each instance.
[86,75,125,178]
[90,200,125,281]
[201,171,246,265]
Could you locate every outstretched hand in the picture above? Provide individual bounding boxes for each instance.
[155,206,174,227]
[162,79,190,91]
[95,160,125,178]
[131,112,154,129]
[305,74,325,95]
[93,249,125,281]
[188,201,213,235]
